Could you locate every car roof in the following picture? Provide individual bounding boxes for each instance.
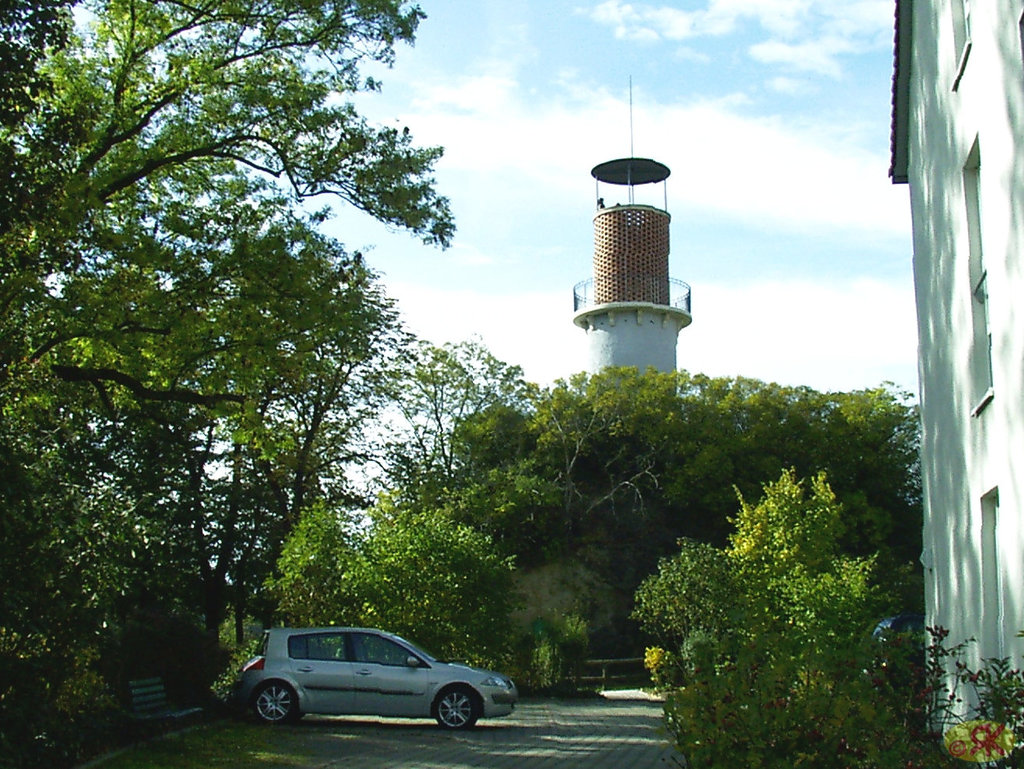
[267,627,388,635]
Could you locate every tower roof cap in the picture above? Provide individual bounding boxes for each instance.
[591,157,670,185]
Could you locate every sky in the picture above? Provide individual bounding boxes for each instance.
[322,0,918,395]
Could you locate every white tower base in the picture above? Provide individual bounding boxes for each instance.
[574,302,692,374]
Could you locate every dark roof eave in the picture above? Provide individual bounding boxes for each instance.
[890,0,912,184]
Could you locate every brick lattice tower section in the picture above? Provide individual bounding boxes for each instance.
[593,206,670,305]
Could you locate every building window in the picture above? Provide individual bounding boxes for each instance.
[980,488,1004,658]
[1019,8,1024,70]
[952,0,972,90]
[963,141,993,415]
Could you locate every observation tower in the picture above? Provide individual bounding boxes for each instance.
[572,157,692,373]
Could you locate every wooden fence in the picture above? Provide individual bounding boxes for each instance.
[577,657,651,690]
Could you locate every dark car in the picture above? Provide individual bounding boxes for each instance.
[872,613,926,641]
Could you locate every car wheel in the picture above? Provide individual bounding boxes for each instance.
[434,685,480,729]
[253,682,299,724]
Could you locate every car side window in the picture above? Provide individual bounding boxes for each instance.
[353,633,412,666]
[289,633,349,661]
[288,634,309,659]
[309,633,349,661]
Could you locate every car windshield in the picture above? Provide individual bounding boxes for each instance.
[392,634,438,663]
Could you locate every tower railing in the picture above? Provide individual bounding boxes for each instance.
[573,277,691,314]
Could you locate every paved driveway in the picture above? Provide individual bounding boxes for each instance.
[259,696,682,769]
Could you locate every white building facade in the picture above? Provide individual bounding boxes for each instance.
[892,0,1024,664]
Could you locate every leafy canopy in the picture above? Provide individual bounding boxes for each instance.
[2,0,452,408]
[272,500,518,666]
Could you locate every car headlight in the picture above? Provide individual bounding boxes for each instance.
[480,676,512,689]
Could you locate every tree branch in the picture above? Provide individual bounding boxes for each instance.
[52,364,244,406]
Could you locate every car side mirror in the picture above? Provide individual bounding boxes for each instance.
[406,655,422,668]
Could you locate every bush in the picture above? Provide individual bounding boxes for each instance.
[0,643,124,769]
[100,611,227,708]
[632,539,735,667]
[633,472,896,678]
[664,629,946,769]
[211,636,263,702]
[640,471,939,767]
[272,504,519,667]
[512,615,590,694]
[643,634,716,691]
[664,625,1024,769]
[923,627,1024,765]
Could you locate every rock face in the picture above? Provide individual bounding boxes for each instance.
[512,558,633,656]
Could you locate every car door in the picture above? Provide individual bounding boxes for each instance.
[349,632,433,717]
[286,631,357,715]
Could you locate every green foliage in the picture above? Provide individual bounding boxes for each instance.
[460,368,919,584]
[632,539,736,683]
[3,0,452,408]
[642,471,935,768]
[633,471,894,669]
[667,625,1024,769]
[0,0,72,125]
[271,502,366,627]
[211,636,264,702]
[356,505,519,664]
[513,615,590,693]
[382,339,537,500]
[272,502,518,666]
[380,340,563,564]
[925,628,1024,756]
[664,630,946,769]
[0,0,452,763]
[964,657,1024,740]
[378,364,920,657]
[728,470,890,647]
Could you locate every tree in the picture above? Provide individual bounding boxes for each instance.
[650,471,927,769]
[632,538,736,653]
[2,0,452,405]
[270,501,367,629]
[664,374,921,562]
[633,470,894,688]
[530,368,684,557]
[381,339,536,499]
[75,254,408,636]
[0,1,453,760]
[273,501,518,666]
[1,0,451,631]
[371,360,922,656]
[0,0,73,125]
[727,469,891,647]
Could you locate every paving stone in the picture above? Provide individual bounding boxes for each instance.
[260,698,679,769]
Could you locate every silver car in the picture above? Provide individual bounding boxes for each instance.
[234,627,518,729]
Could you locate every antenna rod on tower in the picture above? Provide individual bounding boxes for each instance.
[629,76,634,202]
[629,75,634,158]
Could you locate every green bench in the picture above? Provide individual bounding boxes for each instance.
[129,677,203,721]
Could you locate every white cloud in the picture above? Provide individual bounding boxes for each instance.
[749,37,856,79]
[387,283,588,385]
[584,0,894,75]
[766,76,817,95]
[409,74,519,115]
[639,99,906,233]
[681,278,919,393]
[386,277,919,394]
[379,75,908,236]
[585,0,737,41]
[671,45,713,64]
[345,6,917,397]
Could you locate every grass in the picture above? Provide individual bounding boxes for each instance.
[85,721,311,769]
